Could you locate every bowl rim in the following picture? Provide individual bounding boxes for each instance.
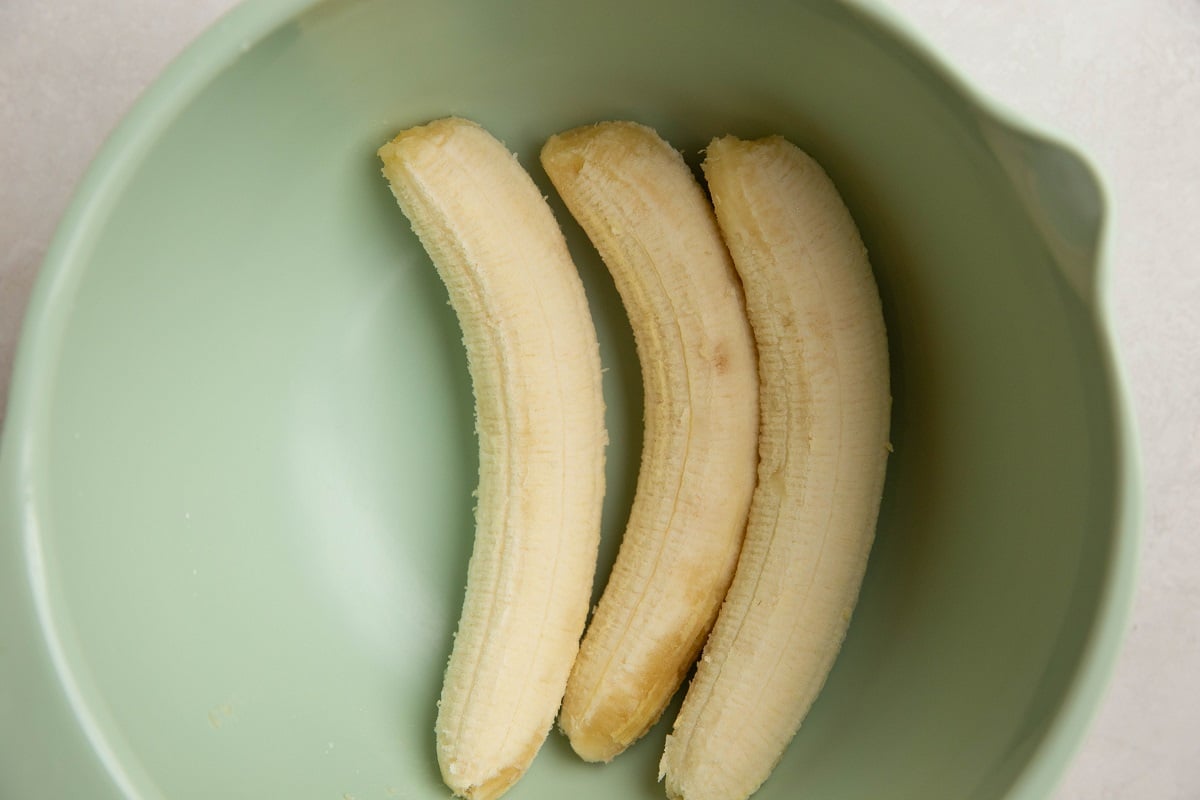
[845,3,1141,796]
[0,0,1141,798]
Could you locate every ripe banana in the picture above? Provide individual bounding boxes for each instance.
[377,117,607,800]
[660,135,891,800]
[541,122,759,763]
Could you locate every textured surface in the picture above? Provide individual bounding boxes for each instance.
[543,122,758,764]
[379,118,606,799]
[0,1,1193,798]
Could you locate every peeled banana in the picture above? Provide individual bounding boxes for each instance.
[541,122,759,763]
[660,135,891,800]
[377,117,607,800]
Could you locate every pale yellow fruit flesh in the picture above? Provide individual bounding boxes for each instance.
[542,122,759,763]
[379,117,607,800]
[660,135,890,800]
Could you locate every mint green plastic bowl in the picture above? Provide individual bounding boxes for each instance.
[0,1,1139,798]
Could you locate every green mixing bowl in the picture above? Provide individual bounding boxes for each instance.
[0,0,1139,798]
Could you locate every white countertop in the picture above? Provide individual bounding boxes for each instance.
[2,1,1197,797]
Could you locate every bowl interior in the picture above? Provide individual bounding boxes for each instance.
[3,0,1123,798]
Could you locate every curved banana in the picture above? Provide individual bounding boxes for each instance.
[660,135,891,800]
[540,122,759,763]
[378,117,606,800]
